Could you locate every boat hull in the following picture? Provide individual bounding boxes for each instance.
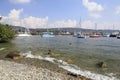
[90,35,101,38]
[109,35,117,37]
[41,34,55,38]
[77,33,85,38]
[117,36,120,39]
[17,34,32,37]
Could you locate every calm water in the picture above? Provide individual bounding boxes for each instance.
[0,35,120,79]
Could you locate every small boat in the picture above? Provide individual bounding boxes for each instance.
[90,23,101,38]
[117,36,120,39]
[76,32,85,38]
[109,32,119,37]
[109,34,117,37]
[73,32,77,37]
[17,28,31,37]
[103,34,110,37]
[40,32,55,38]
[17,33,31,37]
[76,17,85,38]
[117,32,120,39]
[90,34,101,38]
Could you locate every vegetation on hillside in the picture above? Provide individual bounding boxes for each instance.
[0,24,16,42]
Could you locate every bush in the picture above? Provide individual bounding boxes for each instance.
[0,24,16,42]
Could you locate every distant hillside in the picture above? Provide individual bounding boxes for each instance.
[30,27,120,33]
[11,26,26,32]
[11,26,120,33]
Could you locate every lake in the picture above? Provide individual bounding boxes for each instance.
[0,35,120,80]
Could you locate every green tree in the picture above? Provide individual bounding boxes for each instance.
[0,24,16,42]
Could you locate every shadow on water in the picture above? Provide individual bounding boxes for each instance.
[0,41,17,59]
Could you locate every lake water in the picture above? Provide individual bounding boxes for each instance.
[0,35,120,80]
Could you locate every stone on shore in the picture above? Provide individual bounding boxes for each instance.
[5,51,24,60]
[67,72,90,80]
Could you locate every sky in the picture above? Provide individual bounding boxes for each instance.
[0,0,120,30]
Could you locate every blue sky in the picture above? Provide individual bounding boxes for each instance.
[0,0,120,29]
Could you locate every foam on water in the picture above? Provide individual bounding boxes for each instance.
[21,51,119,80]
[60,65,118,80]
[0,48,5,51]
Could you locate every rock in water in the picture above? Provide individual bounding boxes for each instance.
[5,51,24,60]
[65,59,74,64]
[96,62,107,68]
[48,50,60,57]
[48,50,52,55]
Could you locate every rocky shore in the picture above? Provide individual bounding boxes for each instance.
[1,49,119,80]
[0,49,90,80]
[0,59,90,80]
[0,60,75,80]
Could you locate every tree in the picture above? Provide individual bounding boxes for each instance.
[0,24,16,42]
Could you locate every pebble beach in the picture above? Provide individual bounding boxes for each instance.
[0,60,76,80]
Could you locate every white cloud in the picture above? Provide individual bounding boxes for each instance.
[1,9,119,30]
[82,20,120,30]
[82,0,104,18]
[10,0,31,4]
[115,6,120,14]
[1,9,48,28]
[1,9,23,25]
[82,20,94,29]
[90,13,101,18]
[1,9,77,28]
[51,20,77,28]
[21,16,48,28]
[83,0,104,12]
[100,22,120,30]
[9,9,23,20]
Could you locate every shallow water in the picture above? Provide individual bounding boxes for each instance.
[0,35,120,79]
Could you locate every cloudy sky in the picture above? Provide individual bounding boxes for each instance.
[0,0,120,29]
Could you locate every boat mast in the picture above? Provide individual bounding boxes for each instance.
[95,23,97,34]
[79,17,82,31]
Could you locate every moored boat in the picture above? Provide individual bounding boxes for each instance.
[90,23,101,38]
[77,32,85,38]
[17,33,31,37]
[109,32,119,37]
[76,17,85,38]
[102,34,110,37]
[90,34,101,38]
[17,28,32,37]
[109,34,117,37]
[117,36,120,39]
[40,32,55,38]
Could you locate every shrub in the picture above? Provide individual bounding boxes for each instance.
[0,24,16,42]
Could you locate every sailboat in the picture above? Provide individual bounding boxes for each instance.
[117,36,120,39]
[77,32,85,38]
[41,32,55,38]
[117,32,120,39]
[76,17,85,38]
[90,23,101,38]
[40,24,55,38]
[109,25,118,37]
[17,27,32,37]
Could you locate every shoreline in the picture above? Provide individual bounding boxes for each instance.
[1,58,89,80]
[0,48,90,80]
[0,60,75,80]
[0,48,119,80]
